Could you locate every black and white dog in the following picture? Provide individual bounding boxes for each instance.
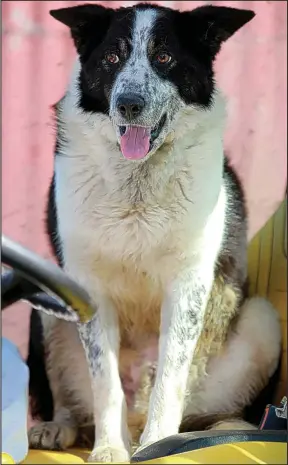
[28,3,281,462]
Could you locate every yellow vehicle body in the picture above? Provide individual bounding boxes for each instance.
[2,441,286,464]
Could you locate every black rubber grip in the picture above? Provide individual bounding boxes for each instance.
[1,235,96,322]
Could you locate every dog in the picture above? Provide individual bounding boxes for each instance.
[27,3,282,462]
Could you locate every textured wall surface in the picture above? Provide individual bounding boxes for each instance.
[2,1,287,356]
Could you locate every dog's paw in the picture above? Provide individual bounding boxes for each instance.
[88,445,130,463]
[28,421,77,450]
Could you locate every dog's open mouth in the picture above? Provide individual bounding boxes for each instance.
[119,114,167,160]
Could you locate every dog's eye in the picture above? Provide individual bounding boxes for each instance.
[105,53,119,64]
[156,53,171,65]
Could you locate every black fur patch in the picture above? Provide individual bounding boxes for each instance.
[77,7,135,114]
[216,156,248,295]
[46,174,63,266]
[27,309,54,421]
[27,145,63,422]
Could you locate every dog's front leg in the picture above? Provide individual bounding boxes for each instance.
[77,299,130,463]
[139,265,214,448]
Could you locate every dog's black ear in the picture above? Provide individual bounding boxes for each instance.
[50,4,114,56]
[180,5,255,59]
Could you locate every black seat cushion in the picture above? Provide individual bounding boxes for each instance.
[131,430,287,462]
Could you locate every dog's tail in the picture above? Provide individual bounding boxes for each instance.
[27,309,54,421]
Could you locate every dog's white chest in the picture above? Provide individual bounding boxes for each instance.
[55,159,196,269]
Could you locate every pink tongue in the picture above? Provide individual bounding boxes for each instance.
[120,126,151,160]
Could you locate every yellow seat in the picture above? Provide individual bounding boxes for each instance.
[248,199,287,404]
[15,440,288,464]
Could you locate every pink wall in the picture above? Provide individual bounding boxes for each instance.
[2,1,287,356]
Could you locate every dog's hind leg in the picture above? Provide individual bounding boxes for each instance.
[182,297,282,429]
[28,311,90,450]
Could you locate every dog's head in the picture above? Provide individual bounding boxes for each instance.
[51,3,254,161]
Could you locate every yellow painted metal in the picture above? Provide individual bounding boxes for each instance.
[2,441,283,464]
[139,442,287,465]
[1,453,16,464]
[247,198,287,402]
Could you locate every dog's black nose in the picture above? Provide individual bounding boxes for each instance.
[117,93,145,120]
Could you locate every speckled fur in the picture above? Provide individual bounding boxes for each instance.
[110,9,183,150]
[27,4,281,463]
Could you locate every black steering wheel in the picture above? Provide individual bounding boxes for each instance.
[1,235,95,323]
